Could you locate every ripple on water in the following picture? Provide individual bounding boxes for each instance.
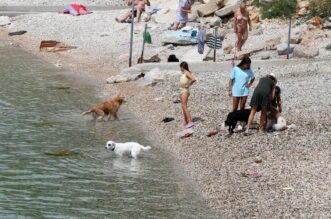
[0,45,218,218]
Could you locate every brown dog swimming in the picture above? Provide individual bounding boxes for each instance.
[81,94,126,121]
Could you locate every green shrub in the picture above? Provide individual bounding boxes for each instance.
[309,0,331,18]
[326,44,331,50]
[261,0,297,19]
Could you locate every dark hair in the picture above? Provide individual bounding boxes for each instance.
[168,54,179,62]
[237,57,251,68]
[180,61,189,71]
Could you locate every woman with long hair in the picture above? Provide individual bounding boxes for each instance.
[179,62,196,128]
[234,2,252,51]
[228,56,255,112]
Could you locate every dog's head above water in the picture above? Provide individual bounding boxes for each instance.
[105,141,116,151]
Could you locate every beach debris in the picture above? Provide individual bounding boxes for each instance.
[138,54,161,64]
[45,150,79,157]
[106,72,144,84]
[8,30,27,36]
[261,55,270,60]
[177,128,194,139]
[181,132,193,139]
[0,16,10,26]
[207,130,218,137]
[192,117,204,123]
[154,97,164,102]
[32,121,53,127]
[173,99,181,104]
[240,171,262,180]
[39,40,77,52]
[283,186,294,192]
[254,159,262,164]
[162,117,174,123]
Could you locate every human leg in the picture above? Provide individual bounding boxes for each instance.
[259,107,267,133]
[245,106,257,133]
[181,92,192,124]
[116,11,132,22]
[239,96,248,110]
[232,96,240,112]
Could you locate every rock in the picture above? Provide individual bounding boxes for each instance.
[261,55,270,60]
[144,67,164,83]
[0,16,10,26]
[297,0,309,9]
[323,21,331,29]
[277,43,295,55]
[290,32,302,44]
[250,12,260,24]
[329,17,331,22]
[223,44,234,54]
[265,37,281,50]
[201,16,222,27]
[196,0,224,17]
[106,72,144,84]
[298,8,307,16]
[251,28,263,36]
[215,0,242,17]
[293,45,319,58]
[182,48,205,61]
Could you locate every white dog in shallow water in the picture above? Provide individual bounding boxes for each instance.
[105,140,151,159]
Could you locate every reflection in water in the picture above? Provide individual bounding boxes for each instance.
[0,45,218,218]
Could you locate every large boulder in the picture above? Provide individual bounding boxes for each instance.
[0,16,10,26]
[200,16,222,26]
[196,0,224,17]
[277,43,295,55]
[293,45,319,58]
[323,21,331,29]
[215,0,242,17]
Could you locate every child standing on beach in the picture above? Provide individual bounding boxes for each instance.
[179,62,196,129]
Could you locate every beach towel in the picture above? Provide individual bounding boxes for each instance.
[197,29,206,54]
[64,4,91,16]
[163,27,199,45]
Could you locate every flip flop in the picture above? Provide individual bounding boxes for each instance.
[207,131,218,137]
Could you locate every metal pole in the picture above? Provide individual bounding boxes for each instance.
[213,27,217,62]
[287,18,292,60]
[129,1,135,67]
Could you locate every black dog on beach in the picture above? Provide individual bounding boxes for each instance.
[223,109,251,134]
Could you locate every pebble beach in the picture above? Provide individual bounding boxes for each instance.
[1,0,331,217]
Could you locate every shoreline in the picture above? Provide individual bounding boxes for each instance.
[1,10,331,217]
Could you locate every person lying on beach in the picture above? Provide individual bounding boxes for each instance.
[245,73,277,134]
[115,0,150,23]
[179,61,196,129]
[228,57,255,112]
[170,0,191,30]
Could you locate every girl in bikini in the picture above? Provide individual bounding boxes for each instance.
[234,3,252,52]
[179,62,196,129]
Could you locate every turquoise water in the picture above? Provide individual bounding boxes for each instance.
[0,45,217,218]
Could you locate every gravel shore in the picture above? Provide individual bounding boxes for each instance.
[0,0,126,6]
[1,10,331,218]
[112,60,331,218]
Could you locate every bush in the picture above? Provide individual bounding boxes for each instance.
[326,44,331,50]
[261,0,297,19]
[309,0,331,18]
